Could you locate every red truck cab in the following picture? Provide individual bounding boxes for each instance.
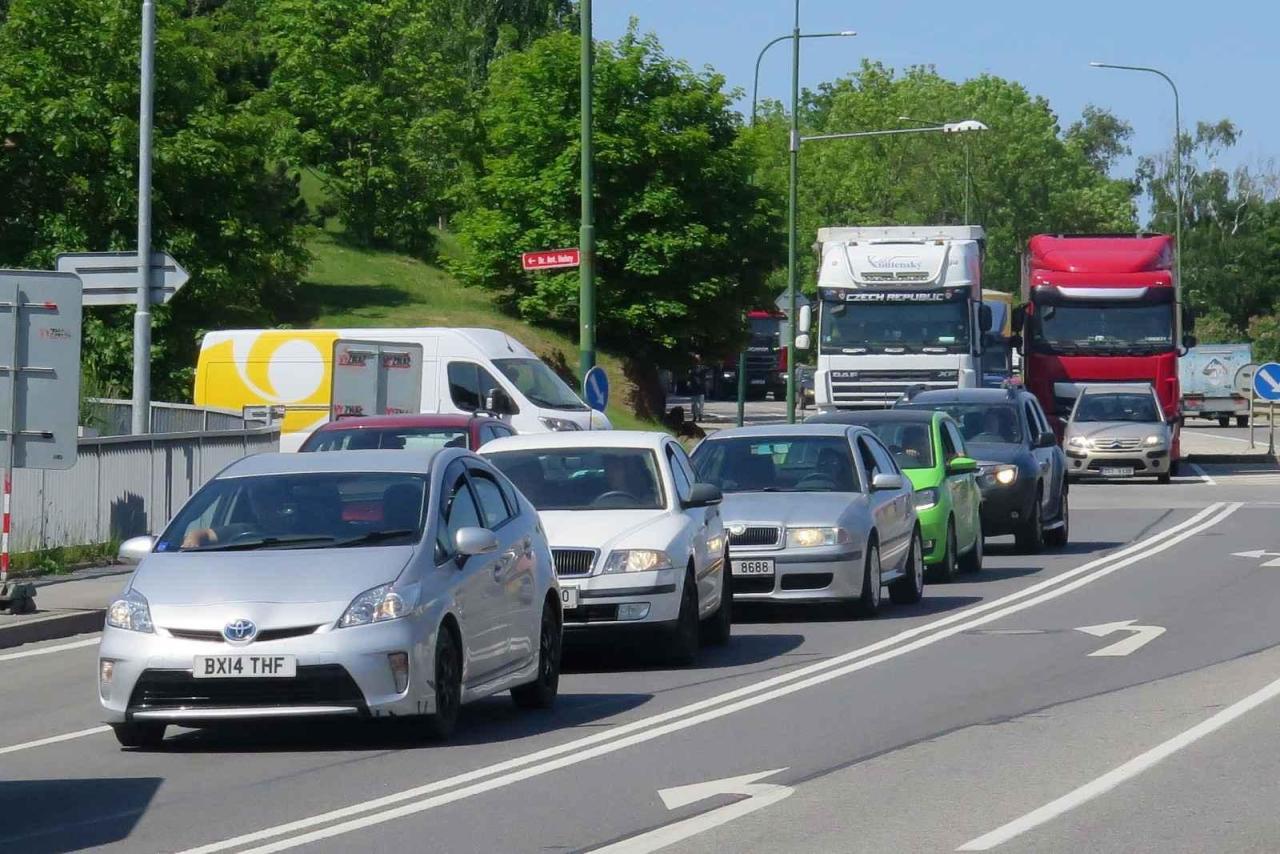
[1020,234,1188,463]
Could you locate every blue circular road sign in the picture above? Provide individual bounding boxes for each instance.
[1253,362,1280,402]
[583,366,610,411]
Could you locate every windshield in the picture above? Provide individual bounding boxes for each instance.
[486,448,664,510]
[900,403,1022,445]
[301,427,469,452]
[748,315,781,346]
[691,436,861,493]
[861,422,935,470]
[1031,300,1173,355]
[1073,392,1160,423]
[821,293,971,354]
[157,472,428,552]
[492,358,588,411]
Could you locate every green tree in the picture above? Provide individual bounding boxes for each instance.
[0,0,308,401]
[453,28,780,376]
[1248,314,1280,364]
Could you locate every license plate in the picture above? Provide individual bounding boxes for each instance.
[750,378,766,385]
[1101,466,1135,478]
[193,654,296,679]
[560,586,580,610]
[732,559,775,576]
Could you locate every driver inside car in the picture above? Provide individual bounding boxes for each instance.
[181,480,308,549]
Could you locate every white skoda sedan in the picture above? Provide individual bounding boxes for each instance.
[482,432,730,664]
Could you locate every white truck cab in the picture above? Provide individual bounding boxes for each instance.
[195,327,610,451]
[807,225,991,410]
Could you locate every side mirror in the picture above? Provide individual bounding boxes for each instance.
[454,527,498,560]
[684,482,722,508]
[797,304,812,334]
[1010,333,1023,350]
[871,472,905,491]
[794,333,811,351]
[979,304,994,333]
[1035,430,1057,449]
[946,456,979,475]
[484,387,516,415]
[1182,334,1198,350]
[118,535,156,565]
[1011,305,1026,335]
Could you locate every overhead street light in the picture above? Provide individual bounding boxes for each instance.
[897,115,988,222]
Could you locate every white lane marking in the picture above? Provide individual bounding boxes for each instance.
[1074,620,1166,657]
[0,725,110,756]
[590,769,793,854]
[180,503,1240,854]
[0,636,100,663]
[1189,463,1216,486]
[957,666,1280,850]
[1191,432,1254,444]
[1231,549,1280,568]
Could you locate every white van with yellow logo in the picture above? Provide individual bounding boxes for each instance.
[195,327,610,451]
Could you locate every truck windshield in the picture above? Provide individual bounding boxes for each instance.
[1031,301,1173,355]
[821,296,970,354]
[492,358,588,411]
[748,315,781,345]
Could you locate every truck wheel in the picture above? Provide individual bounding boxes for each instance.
[1218,415,1230,428]
[1238,415,1250,428]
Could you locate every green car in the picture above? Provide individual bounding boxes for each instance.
[805,409,983,581]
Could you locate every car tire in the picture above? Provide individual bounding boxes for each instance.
[1238,415,1250,428]
[1218,415,1230,428]
[666,571,701,665]
[424,624,462,740]
[889,529,925,605]
[1169,460,1180,477]
[512,600,562,710]
[700,552,733,647]
[959,525,984,573]
[1015,486,1045,554]
[927,521,959,583]
[1045,488,1070,547]
[112,722,165,749]
[853,540,882,618]
[1157,471,1172,484]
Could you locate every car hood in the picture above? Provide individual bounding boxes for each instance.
[129,547,414,629]
[718,491,859,526]
[1066,421,1166,442]
[538,509,676,551]
[965,442,1027,466]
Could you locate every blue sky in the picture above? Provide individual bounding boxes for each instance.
[595,0,1276,209]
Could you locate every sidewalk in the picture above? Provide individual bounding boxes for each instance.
[0,566,131,649]
[1181,425,1280,463]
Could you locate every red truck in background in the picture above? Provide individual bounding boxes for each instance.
[706,308,788,400]
[1018,234,1193,465]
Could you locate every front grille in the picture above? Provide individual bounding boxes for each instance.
[728,526,780,548]
[564,604,618,623]
[780,573,834,591]
[552,548,598,577]
[128,665,365,711]
[731,576,775,595]
[1086,457,1148,471]
[165,626,320,643]
[1090,437,1143,451]
[830,369,960,406]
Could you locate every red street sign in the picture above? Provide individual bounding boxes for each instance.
[521,248,581,271]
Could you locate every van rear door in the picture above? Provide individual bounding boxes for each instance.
[331,339,424,418]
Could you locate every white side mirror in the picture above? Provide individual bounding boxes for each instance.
[797,304,812,334]
[795,333,811,351]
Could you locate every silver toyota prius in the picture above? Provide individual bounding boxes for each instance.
[690,424,923,616]
[98,449,562,748]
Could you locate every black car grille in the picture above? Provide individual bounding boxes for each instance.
[780,573,834,591]
[128,665,365,711]
[564,604,619,623]
[552,548,597,577]
[729,527,780,548]
[731,576,775,595]
[165,626,320,643]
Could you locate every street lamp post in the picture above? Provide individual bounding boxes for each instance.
[1089,62,1183,346]
[741,28,854,428]
[898,115,975,224]
[133,0,157,435]
[579,0,596,381]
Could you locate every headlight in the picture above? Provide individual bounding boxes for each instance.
[539,416,581,432]
[786,527,850,548]
[339,583,410,628]
[979,464,1018,487]
[1144,434,1162,446]
[602,549,674,574]
[106,589,153,633]
[914,488,940,510]
[1067,436,1088,449]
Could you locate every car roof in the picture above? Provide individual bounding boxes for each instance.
[901,388,1026,405]
[1078,384,1155,395]
[480,430,672,453]
[807,409,938,426]
[217,449,443,478]
[700,424,861,440]
[313,414,487,431]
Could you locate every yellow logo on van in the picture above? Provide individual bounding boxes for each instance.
[195,330,339,436]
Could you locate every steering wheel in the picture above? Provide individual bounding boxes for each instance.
[593,490,640,507]
[795,473,836,490]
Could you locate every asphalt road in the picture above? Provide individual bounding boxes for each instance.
[3,462,1280,853]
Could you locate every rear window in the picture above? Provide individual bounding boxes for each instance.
[301,427,470,452]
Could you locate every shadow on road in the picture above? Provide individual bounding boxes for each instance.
[0,777,162,853]
[983,540,1120,557]
[564,631,805,673]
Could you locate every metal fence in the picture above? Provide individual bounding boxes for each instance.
[11,424,280,552]
[82,399,252,437]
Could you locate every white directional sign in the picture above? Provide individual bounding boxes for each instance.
[1075,620,1166,657]
[1232,549,1280,567]
[55,251,189,306]
[590,768,793,853]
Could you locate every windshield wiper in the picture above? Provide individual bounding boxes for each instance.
[189,534,338,552]
[328,529,418,548]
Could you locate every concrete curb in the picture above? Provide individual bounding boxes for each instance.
[0,609,104,650]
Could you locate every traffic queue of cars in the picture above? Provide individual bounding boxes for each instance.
[98,386,1096,748]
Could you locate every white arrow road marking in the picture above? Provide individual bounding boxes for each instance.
[1232,549,1280,567]
[590,769,793,854]
[1075,620,1166,657]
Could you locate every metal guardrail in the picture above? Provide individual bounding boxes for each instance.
[10,422,280,552]
[82,399,251,437]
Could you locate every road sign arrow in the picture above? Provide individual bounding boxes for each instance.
[54,251,190,306]
[590,768,792,853]
[1232,550,1280,567]
[1075,620,1166,657]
